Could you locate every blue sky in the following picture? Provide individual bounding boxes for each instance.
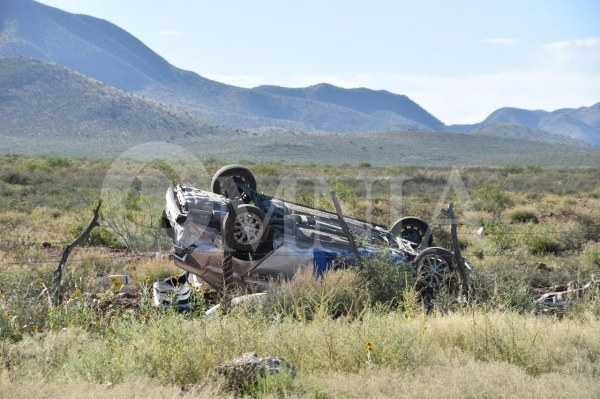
[37,0,600,124]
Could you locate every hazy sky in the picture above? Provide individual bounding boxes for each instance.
[37,0,600,124]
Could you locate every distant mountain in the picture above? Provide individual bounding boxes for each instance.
[0,57,223,143]
[483,107,548,125]
[253,84,444,131]
[467,123,585,146]
[0,0,441,133]
[1,58,600,166]
[1,0,599,146]
[453,105,600,145]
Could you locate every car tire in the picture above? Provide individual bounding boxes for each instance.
[412,247,455,289]
[390,217,433,248]
[161,210,175,240]
[211,165,257,202]
[227,204,269,252]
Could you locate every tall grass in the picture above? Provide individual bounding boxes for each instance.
[2,304,599,398]
[1,156,600,397]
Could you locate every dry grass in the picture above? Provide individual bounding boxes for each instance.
[3,363,598,399]
[1,310,599,398]
[297,362,600,399]
[2,158,600,397]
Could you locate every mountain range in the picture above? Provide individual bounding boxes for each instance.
[1,0,599,155]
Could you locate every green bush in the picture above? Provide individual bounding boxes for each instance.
[263,268,366,321]
[468,261,539,312]
[581,242,600,269]
[357,252,413,308]
[482,217,516,251]
[527,235,563,255]
[2,172,31,185]
[507,208,539,224]
[475,183,514,215]
[500,163,524,175]
[575,213,600,242]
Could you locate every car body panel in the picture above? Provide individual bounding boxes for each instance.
[162,165,462,292]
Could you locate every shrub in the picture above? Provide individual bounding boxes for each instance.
[482,217,516,251]
[581,242,600,270]
[357,252,413,309]
[575,213,600,242]
[87,228,126,248]
[2,172,30,185]
[507,207,539,224]
[500,163,524,175]
[468,261,539,312]
[475,183,514,215]
[263,267,366,321]
[528,235,563,255]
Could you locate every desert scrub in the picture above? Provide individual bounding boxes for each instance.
[580,241,600,269]
[356,252,413,309]
[3,307,600,394]
[424,310,600,376]
[259,253,414,319]
[465,259,540,312]
[506,207,539,224]
[474,183,515,215]
[521,220,586,255]
[261,267,367,321]
[481,217,519,252]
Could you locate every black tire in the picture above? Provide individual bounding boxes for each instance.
[412,247,455,289]
[390,217,433,248]
[211,165,257,202]
[161,210,175,240]
[227,204,269,252]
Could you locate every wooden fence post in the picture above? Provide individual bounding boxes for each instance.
[53,201,101,304]
[331,191,361,262]
[220,201,236,312]
[446,202,470,300]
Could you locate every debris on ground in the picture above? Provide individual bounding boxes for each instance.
[213,352,296,393]
[534,279,598,314]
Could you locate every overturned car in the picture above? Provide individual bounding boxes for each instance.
[161,164,471,296]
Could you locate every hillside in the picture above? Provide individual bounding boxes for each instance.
[252,83,444,131]
[0,0,442,134]
[1,57,600,166]
[477,105,600,145]
[0,57,225,148]
[0,0,600,153]
[2,0,598,144]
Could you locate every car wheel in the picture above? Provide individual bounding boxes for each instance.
[161,210,174,240]
[211,164,257,203]
[390,217,433,248]
[412,247,455,289]
[228,204,269,252]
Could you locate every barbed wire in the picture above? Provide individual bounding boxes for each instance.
[2,225,598,248]
[1,248,598,268]
[0,251,169,267]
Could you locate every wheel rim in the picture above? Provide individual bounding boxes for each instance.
[234,213,264,247]
[417,254,452,287]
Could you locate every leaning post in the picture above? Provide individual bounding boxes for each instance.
[446,202,470,300]
[53,200,101,304]
[221,201,236,311]
[331,191,361,261]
